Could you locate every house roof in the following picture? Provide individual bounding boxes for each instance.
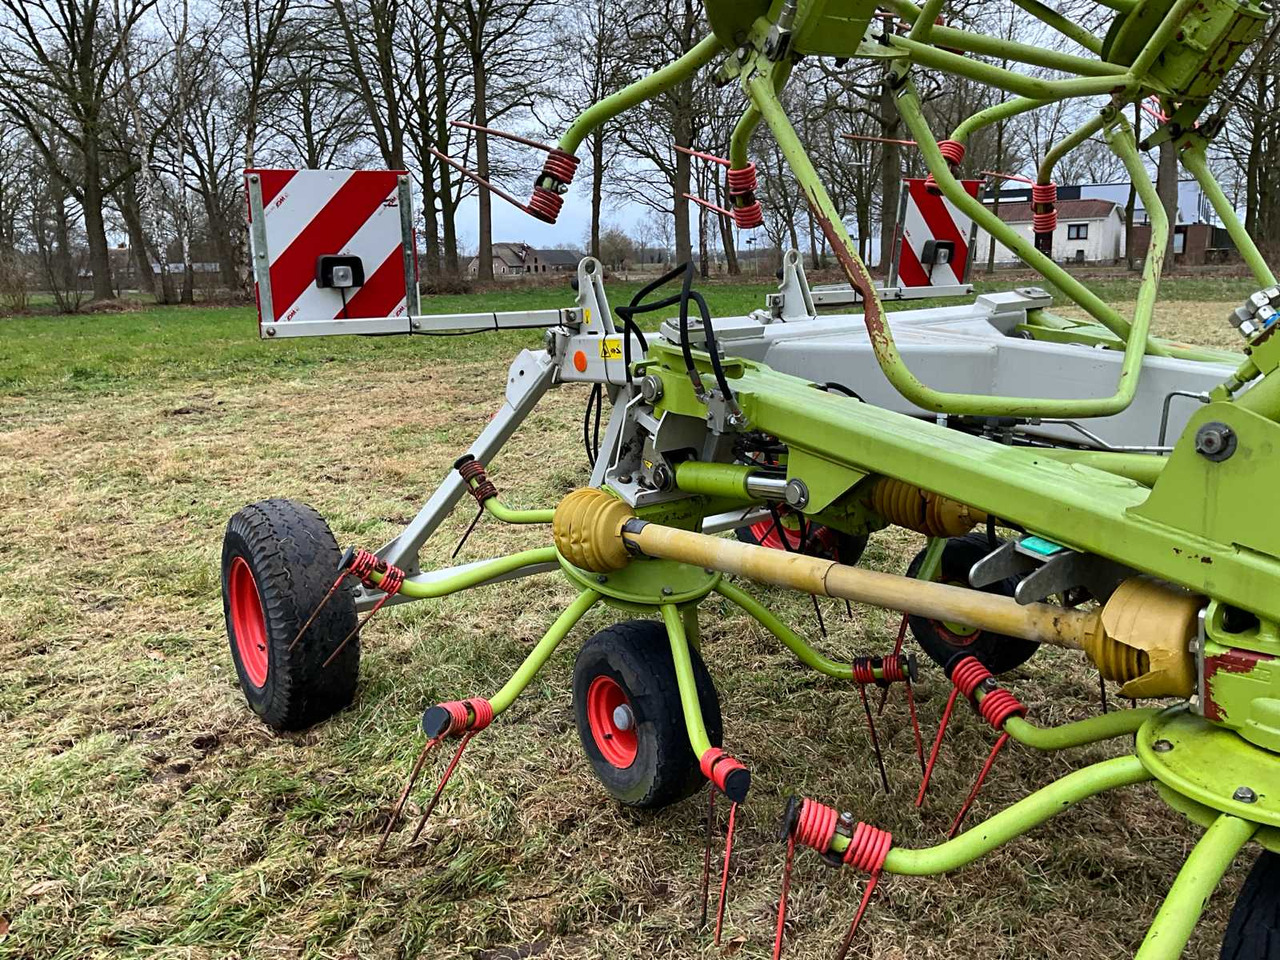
[535,248,581,266]
[985,198,1119,223]
[490,242,531,268]
[479,243,584,268]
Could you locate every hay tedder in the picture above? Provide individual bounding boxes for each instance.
[224,0,1280,955]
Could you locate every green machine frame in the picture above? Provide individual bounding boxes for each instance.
[228,0,1280,955]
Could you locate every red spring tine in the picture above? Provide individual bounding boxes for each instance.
[917,686,960,807]
[428,146,533,217]
[773,832,797,960]
[322,591,387,668]
[714,801,738,945]
[288,570,348,652]
[700,787,716,928]
[684,192,733,219]
[948,731,1011,838]
[859,685,890,794]
[833,870,883,960]
[449,118,557,154]
[408,730,475,845]
[906,682,926,776]
[674,144,731,167]
[375,735,441,856]
[322,564,405,668]
[877,612,911,716]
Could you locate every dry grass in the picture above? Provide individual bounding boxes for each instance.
[0,293,1257,960]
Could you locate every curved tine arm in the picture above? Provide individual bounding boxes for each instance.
[371,546,559,600]
[661,604,716,757]
[1134,814,1259,960]
[1004,708,1159,751]
[715,580,854,680]
[951,96,1051,145]
[488,588,601,715]
[900,82,1172,380]
[559,35,724,157]
[1180,144,1277,288]
[1037,109,1112,186]
[879,755,1152,875]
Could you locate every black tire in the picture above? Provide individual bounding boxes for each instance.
[1222,850,1280,959]
[573,619,724,809]
[735,514,869,566]
[221,498,360,731]
[906,533,1039,675]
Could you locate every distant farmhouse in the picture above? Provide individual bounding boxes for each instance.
[973,180,1237,266]
[468,242,582,279]
[977,198,1126,265]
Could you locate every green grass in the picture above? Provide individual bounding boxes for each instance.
[0,283,776,397]
[0,273,1256,397]
[0,276,1259,960]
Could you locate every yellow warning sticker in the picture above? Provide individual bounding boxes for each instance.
[599,337,623,361]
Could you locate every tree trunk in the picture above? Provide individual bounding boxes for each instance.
[432,6,460,277]
[673,124,693,265]
[877,77,901,276]
[987,119,1005,273]
[719,170,739,275]
[1157,138,1179,272]
[119,183,156,297]
[82,140,115,301]
[473,52,493,281]
[591,128,604,260]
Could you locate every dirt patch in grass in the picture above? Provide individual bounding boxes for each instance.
[0,298,1254,959]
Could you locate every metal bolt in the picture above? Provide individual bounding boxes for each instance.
[612,704,635,731]
[1195,421,1237,461]
[661,586,673,596]
[1234,786,1258,803]
[1153,739,1174,753]
[265,326,276,337]
[640,374,664,403]
[410,319,421,330]
[785,478,810,509]
[617,474,632,484]
[248,174,259,183]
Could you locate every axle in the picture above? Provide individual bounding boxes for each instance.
[554,488,1200,698]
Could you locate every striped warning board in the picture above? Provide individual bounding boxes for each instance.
[245,169,419,338]
[893,178,982,289]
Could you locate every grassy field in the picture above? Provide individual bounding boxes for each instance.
[0,275,1260,960]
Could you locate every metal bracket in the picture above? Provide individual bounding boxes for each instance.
[971,536,1132,604]
[767,249,816,322]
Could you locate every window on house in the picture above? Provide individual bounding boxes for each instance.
[1067,223,1088,240]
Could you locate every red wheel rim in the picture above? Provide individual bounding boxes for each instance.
[586,676,638,768]
[229,556,269,688]
[747,517,841,558]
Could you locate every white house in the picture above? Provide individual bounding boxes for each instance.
[972,198,1126,265]
[467,243,582,279]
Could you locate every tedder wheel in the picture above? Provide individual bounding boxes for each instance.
[905,532,1038,675]
[221,498,360,731]
[1221,850,1280,959]
[735,513,869,566]
[573,619,724,809]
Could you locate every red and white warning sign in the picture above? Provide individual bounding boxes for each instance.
[245,168,419,338]
[893,178,982,289]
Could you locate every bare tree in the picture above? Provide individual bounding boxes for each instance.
[0,0,159,299]
[446,0,549,280]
